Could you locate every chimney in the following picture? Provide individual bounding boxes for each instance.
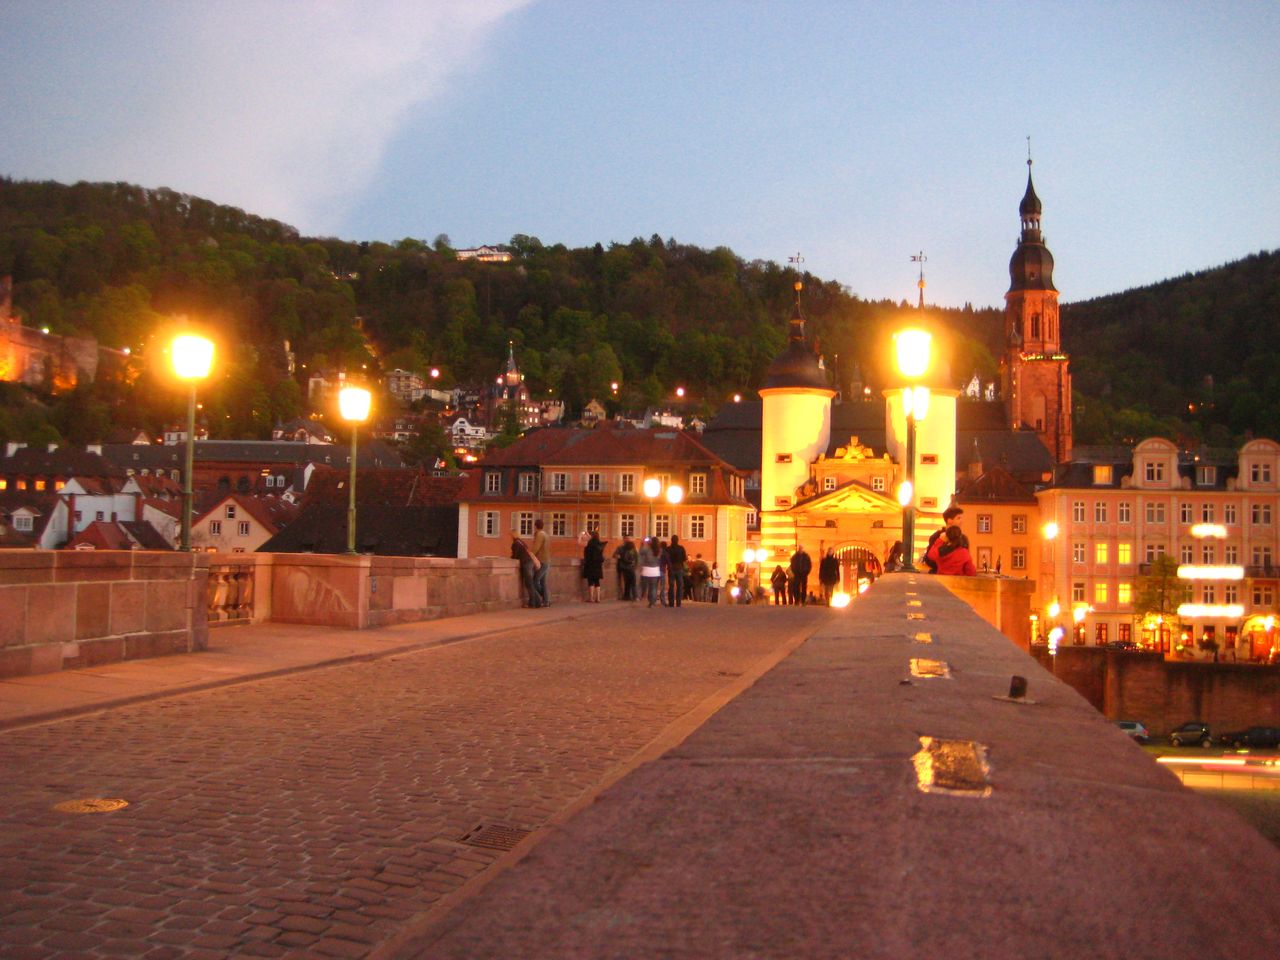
[5,441,25,457]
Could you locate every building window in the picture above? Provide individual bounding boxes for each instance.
[1072,582,1085,602]
[619,473,635,494]
[1012,514,1027,534]
[1225,544,1239,564]
[1224,503,1237,524]
[14,515,33,532]
[620,514,637,538]
[485,472,502,495]
[1144,544,1163,563]
[1093,465,1112,485]
[226,504,237,519]
[1011,547,1026,570]
[690,473,707,495]
[1201,503,1214,523]
[1095,582,1108,604]
[1118,502,1132,524]
[775,453,792,464]
[1095,543,1109,564]
[1072,543,1085,563]
[34,479,46,491]
[1197,465,1217,486]
[74,510,82,521]
[977,514,992,533]
[746,509,758,528]
[96,510,105,522]
[871,477,885,492]
[1251,462,1273,484]
[1072,501,1085,523]
[477,511,499,537]
[1117,543,1132,564]
[1253,585,1274,607]
[1224,584,1239,604]
[1095,502,1108,524]
[1118,582,1131,606]
[654,514,671,538]
[517,512,534,537]
[976,547,992,571]
[1180,544,1194,564]
[1253,503,1272,525]
[551,512,568,537]
[1095,623,1109,643]
[1179,502,1193,524]
[823,476,837,492]
[1203,584,1216,604]
[238,521,250,536]
[1252,546,1273,567]
[690,515,707,539]
[519,473,538,494]
[210,521,222,535]
[1201,544,1214,564]
[1145,461,1166,483]
[1145,502,1166,524]
[585,473,603,493]
[584,512,602,534]
[1119,624,1132,642]
[549,472,568,493]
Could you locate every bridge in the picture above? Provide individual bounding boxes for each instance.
[2,561,1279,958]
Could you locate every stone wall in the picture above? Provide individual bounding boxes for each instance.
[1050,645,1280,735]
[933,573,1034,650]
[0,551,209,678]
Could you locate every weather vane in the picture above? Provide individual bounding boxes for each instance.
[1027,134,1032,168]
[911,251,927,309]
[788,251,805,268]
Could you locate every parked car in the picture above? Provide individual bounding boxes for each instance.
[1169,722,1213,747]
[1116,720,1150,742]
[1218,726,1280,749]
[1106,640,1141,652]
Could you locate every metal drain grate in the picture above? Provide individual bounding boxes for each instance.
[53,798,129,814]
[458,823,532,851]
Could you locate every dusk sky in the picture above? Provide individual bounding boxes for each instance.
[2,1,1277,308]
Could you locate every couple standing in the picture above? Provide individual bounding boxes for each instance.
[512,518,552,607]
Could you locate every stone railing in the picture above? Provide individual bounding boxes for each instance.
[206,558,258,624]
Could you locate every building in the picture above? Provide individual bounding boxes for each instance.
[455,245,513,263]
[455,421,753,577]
[486,344,541,430]
[1037,438,1280,661]
[385,368,428,404]
[66,520,173,551]
[272,418,335,444]
[191,493,296,553]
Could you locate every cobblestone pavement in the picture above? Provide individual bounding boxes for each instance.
[0,604,825,959]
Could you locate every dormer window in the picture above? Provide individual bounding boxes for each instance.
[226,505,237,519]
[484,472,501,495]
[14,515,33,532]
[1144,461,1166,483]
[1197,465,1217,486]
[690,473,707,495]
[1092,465,1112,485]
[1250,462,1273,484]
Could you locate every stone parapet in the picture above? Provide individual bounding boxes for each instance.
[933,572,1034,649]
[0,550,209,679]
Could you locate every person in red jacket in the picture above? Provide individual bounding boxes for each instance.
[934,525,976,576]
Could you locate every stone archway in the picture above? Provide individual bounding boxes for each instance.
[829,542,883,592]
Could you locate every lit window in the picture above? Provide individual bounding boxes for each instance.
[1092,465,1112,485]
[1117,543,1132,564]
[1095,543,1109,564]
[1118,583,1131,605]
[34,480,46,491]
[1095,582,1108,604]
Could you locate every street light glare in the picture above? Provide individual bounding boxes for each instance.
[339,386,372,423]
[643,477,661,498]
[666,484,684,505]
[894,328,932,379]
[897,480,913,507]
[172,334,214,381]
[1042,521,1059,540]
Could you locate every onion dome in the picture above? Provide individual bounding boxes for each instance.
[761,283,831,391]
[1008,167,1056,293]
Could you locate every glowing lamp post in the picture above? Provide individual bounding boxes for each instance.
[171,334,214,551]
[893,329,932,571]
[339,385,372,554]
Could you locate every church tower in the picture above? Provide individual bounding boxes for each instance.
[1001,158,1072,463]
[758,284,836,559]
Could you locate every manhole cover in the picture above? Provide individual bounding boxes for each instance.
[909,658,951,679]
[458,823,532,851]
[53,798,129,814]
[912,738,991,797]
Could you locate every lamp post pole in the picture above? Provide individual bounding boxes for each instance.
[901,408,918,571]
[347,421,359,554]
[171,333,214,552]
[339,386,372,556]
[182,382,196,551]
[893,328,932,573]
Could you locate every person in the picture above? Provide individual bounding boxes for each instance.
[510,535,540,607]
[770,564,789,605]
[818,548,840,606]
[531,518,551,607]
[935,525,977,576]
[923,506,965,573]
[885,541,905,571]
[735,562,752,604]
[657,539,670,606]
[789,544,812,605]
[639,537,662,607]
[612,535,638,601]
[582,530,607,603]
[667,534,688,608]
[709,562,722,603]
[689,554,710,601]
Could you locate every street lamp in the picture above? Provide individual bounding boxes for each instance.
[171,334,214,551]
[893,329,932,571]
[339,385,372,554]
[643,477,683,539]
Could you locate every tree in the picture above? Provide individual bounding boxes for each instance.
[400,420,452,468]
[1133,553,1189,648]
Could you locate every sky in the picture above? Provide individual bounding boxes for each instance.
[2,1,1278,309]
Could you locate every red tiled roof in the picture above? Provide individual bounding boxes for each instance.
[302,468,463,508]
[955,467,1038,504]
[193,493,299,533]
[480,423,738,469]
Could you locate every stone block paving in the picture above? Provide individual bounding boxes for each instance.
[0,605,824,959]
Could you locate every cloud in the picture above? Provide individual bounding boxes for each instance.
[1,1,531,233]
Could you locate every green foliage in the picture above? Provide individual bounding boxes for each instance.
[1133,554,1190,624]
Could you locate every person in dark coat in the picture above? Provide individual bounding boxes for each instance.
[666,534,688,608]
[582,530,607,603]
[789,545,813,605]
[511,535,540,608]
[770,565,789,605]
[818,548,841,606]
[612,536,638,601]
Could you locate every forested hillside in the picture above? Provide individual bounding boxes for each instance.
[0,177,1275,449]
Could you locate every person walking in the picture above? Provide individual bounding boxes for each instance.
[819,548,840,606]
[789,544,812,605]
[531,518,552,607]
[582,530,607,603]
[667,534,688,608]
[612,535,638,601]
[770,564,789,605]
[639,537,662,607]
[511,535,540,608]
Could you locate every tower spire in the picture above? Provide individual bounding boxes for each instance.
[911,251,927,309]
[789,281,806,344]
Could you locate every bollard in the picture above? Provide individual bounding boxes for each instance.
[1008,675,1028,699]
